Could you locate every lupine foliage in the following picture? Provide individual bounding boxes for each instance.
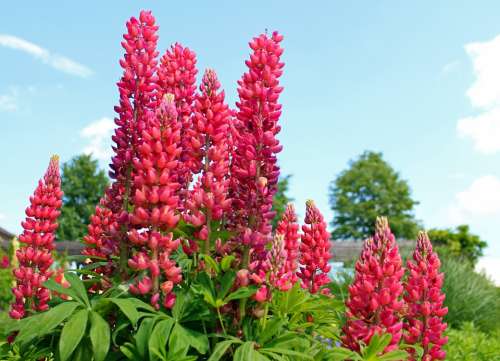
[2,10,449,361]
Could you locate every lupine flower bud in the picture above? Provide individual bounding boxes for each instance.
[297,201,331,294]
[229,31,285,263]
[127,94,182,308]
[10,156,63,319]
[184,69,232,253]
[403,232,448,361]
[275,204,300,289]
[342,217,404,353]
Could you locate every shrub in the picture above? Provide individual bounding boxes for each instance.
[445,323,500,361]
[441,256,500,332]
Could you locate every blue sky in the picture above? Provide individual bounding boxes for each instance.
[1,1,500,281]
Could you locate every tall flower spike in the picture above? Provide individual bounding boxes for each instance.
[403,232,448,361]
[342,217,404,353]
[297,200,331,294]
[229,31,285,263]
[274,203,300,290]
[82,191,119,288]
[184,69,232,253]
[127,94,182,309]
[157,43,198,195]
[107,10,160,274]
[10,156,63,319]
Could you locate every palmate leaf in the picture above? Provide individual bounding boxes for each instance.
[148,318,175,361]
[109,298,140,326]
[15,301,81,345]
[207,340,240,361]
[59,309,89,361]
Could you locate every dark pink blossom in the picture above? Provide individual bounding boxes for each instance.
[10,156,63,319]
[157,43,198,193]
[342,217,404,353]
[184,69,232,253]
[127,94,182,309]
[229,31,285,263]
[404,232,448,361]
[297,201,331,294]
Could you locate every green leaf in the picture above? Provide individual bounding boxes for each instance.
[261,347,313,360]
[224,286,257,303]
[89,311,110,361]
[64,272,90,307]
[200,254,220,274]
[207,340,237,361]
[148,318,174,361]
[378,350,409,361]
[233,342,257,361]
[43,278,80,302]
[220,255,235,271]
[217,270,236,300]
[258,317,285,345]
[59,309,89,361]
[362,333,391,358]
[15,301,80,345]
[325,347,359,361]
[135,317,157,359]
[109,298,140,326]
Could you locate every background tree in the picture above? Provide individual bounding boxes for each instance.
[427,225,487,265]
[271,175,294,229]
[329,151,419,240]
[56,154,109,241]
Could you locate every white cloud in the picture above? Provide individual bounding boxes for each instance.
[0,34,93,78]
[457,107,500,154]
[81,117,115,161]
[0,90,18,112]
[457,34,500,153]
[447,175,500,224]
[0,213,5,220]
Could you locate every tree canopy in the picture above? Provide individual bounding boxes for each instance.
[56,154,109,241]
[329,151,419,240]
[428,225,487,265]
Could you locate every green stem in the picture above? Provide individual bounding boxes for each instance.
[217,307,227,335]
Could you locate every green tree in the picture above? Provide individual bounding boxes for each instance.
[329,151,419,240]
[427,225,487,265]
[57,154,109,241]
[271,175,293,229]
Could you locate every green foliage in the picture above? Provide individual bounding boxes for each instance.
[445,323,500,361]
[57,154,109,241]
[271,175,294,229]
[427,225,487,265]
[440,256,500,332]
[0,261,13,311]
[329,151,419,240]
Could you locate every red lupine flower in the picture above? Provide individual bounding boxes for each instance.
[10,156,63,319]
[157,43,198,194]
[184,69,232,252]
[110,10,159,188]
[274,204,300,289]
[404,232,448,361]
[342,217,404,353]
[229,31,285,262]
[297,200,331,294]
[127,94,182,309]
[82,192,119,286]
[0,256,10,269]
[97,10,160,279]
